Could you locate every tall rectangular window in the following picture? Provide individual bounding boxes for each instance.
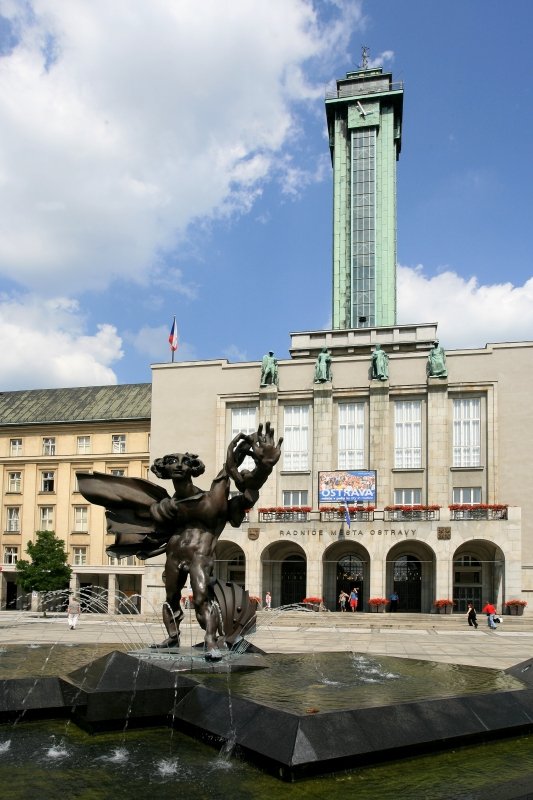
[3,546,18,565]
[351,128,376,327]
[394,488,422,505]
[231,407,257,470]
[282,490,308,507]
[10,438,22,456]
[42,437,56,455]
[453,398,481,467]
[77,435,91,454]
[73,506,88,532]
[112,434,126,453]
[283,405,309,471]
[7,472,22,492]
[453,487,482,505]
[338,402,364,469]
[39,506,54,531]
[73,546,87,566]
[6,507,20,532]
[40,471,55,492]
[394,400,422,468]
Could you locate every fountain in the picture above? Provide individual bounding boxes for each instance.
[3,427,533,795]
[2,592,533,796]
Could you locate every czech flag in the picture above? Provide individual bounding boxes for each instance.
[168,317,178,352]
[343,496,351,528]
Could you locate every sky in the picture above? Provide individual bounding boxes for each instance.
[0,0,532,390]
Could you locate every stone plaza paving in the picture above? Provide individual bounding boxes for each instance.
[0,609,530,670]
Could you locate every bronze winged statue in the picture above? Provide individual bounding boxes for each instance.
[77,423,282,659]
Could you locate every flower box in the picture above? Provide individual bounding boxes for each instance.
[319,505,375,522]
[505,600,527,616]
[258,507,311,522]
[384,505,440,521]
[302,596,324,612]
[434,599,454,614]
[449,504,508,521]
[369,597,388,612]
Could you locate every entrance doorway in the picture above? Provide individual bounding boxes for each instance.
[336,555,364,612]
[280,555,306,606]
[393,554,422,612]
[453,554,482,613]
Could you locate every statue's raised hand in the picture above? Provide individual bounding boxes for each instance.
[249,422,283,469]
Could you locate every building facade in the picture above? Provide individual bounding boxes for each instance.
[0,384,151,611]
[148,324,529,613]
[326,66,403,330]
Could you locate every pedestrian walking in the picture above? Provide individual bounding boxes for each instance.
[349,587,358,612]
[482,601,497,629]
[265,591,272,610]
[67,595,81,630]
[467,602,478,629]
[338,591,349,612]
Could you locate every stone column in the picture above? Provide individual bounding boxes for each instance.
[258,386,279,508]
[107,573,117,615]
[427,377,449,508]
[369,380,391,508]
[312,383,333,508]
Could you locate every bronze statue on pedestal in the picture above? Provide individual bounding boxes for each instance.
[77,423,282,659]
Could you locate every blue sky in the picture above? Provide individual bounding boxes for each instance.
[0,0,532,389]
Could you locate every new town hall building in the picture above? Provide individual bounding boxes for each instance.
[1,65,532,613]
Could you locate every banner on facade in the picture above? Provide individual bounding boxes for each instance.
[318,470,377,503]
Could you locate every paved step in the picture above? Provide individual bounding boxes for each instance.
[256,610,531,629]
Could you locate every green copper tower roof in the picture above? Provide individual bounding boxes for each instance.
[325,66,403,330]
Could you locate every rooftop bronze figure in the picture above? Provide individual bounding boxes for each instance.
[314,347,332,383]
[427,340,447,378]
[260,351,278,386]
[77,423,282,659]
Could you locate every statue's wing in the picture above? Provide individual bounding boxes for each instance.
[76,472,172,560]
[76,471,169,509]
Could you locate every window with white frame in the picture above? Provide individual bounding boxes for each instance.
[77,435,91,454]
[73,506,88,532]
[231,407,257,471]
[338,402,364,469]
[39,506,54,531]
[6,507,20,532]
[394,400,422,468]
[453,487,482,505]
[109,468,126,477]
[72,546,87,566]
[7,472,21,492]
[112,434,126,453]
[40,471,55,492]
[282,490,308,507]
[42,437,56,456]
[283,405,309,471]
[108,554,137,566]
[10,438,22,456]
[394,488,422,505]
[3,546,18,565]
[453,398,481,467]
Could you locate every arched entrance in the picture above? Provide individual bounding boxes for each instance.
[392,555,422,612]
[215,542,246,587]
[322,542,370,611]
[386,541,436,613]
[453,541,505,612]
[261,542,307,609]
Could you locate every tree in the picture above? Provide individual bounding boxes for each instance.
[16,530,72,613]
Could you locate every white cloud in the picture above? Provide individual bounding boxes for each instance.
[0,293,122,389]
[223,344,248,362]
[0,0,363,295]
[398,265,533,348]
